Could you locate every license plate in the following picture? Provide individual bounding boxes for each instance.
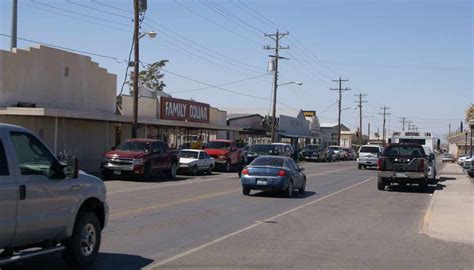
[113,171,122,175]
[395,172,407,178]
[256,179,268,185]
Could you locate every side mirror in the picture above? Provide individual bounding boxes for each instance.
[429,153,435,161]
[63,156,79,179]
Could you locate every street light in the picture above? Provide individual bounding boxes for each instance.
[270,81,303,143]
[131,30,157,138]
[277,81,303,87]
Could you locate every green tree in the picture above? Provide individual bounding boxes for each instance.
[129,60,168,95]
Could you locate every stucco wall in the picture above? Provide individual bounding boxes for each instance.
[0,45,116,114]
[121,95,158,119]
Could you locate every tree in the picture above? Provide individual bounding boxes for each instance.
[129,60,169,95]
[465,103,474,123]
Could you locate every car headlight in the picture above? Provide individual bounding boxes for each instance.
[133,158,145,166]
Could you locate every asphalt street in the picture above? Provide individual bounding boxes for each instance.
[6,160,473,270]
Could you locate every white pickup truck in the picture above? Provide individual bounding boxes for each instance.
[0,124,108,267]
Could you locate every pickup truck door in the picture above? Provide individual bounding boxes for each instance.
[9,131,72,246]
[0,138,17,247]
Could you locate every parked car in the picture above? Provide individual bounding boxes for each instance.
[101,139,180,180]
[357,145,384,169]
[300,144,327,161]
[462,157,473,170]
[345,147,357,160]
[441,154,455,163]
[0,124,108,267]
[245,144,287,164]
[271,143,295,158]
[204,140,244,172]
[466,158,474,177]
[458,155,469,165]
[325,148,338,162]
[240,156,306,197]
[326,146,346,160]
[178,149,215,175]
[377,143,432,190]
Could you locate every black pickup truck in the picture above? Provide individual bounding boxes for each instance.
[377,143,433,190]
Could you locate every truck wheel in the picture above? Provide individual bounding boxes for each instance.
[419,180,428,191]
[143,164,152,181]
[468,172,474,178]
[377,177,386,191]
[242,187,251,195]
[224,160,231,172]
[191,165,198,176]
[207,165,213,175]
[167,163,177,179]
[358,164,362,170]
[63,212,101,267]
[102,171,112,180]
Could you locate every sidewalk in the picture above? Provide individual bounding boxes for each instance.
[423,163,474,244]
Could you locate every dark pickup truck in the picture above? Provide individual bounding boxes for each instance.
[377,143,433,190]
[101,139,179,180]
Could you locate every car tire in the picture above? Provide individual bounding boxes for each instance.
[287,180,294,198]
[419,180,428,191]
[191,165,198,176]
[167,163,177,179]
[242,187,251,196]
[299,178,306,194]
[143,164,152,181]
[207,165,213,175]
[102,171,112,180]
[358,164,362,170]
[63,212,101,267]
[224,160,231,172]
[377,177,386,191]
[468,172,474,178]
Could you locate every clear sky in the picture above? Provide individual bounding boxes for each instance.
[1,0,472,139]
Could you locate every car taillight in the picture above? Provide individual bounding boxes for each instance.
[377,158,383,170]
[242,168,249,175]
[419,159,425,172]
[277,169,287,176]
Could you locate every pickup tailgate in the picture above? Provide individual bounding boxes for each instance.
[382,157,423,172]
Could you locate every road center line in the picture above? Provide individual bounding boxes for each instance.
[145,176,375,269]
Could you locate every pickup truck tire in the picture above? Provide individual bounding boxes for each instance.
[419,180,428,191]
[377,177,386,191]
[167,163,177,179]
[207,165,213,175]
[63,212,101,267]
[358,164,362,170]
[242,187,250,195]
[143,164,152,181]
[224,160,231,172]
[468,172,474,177]
[191,165,198,176]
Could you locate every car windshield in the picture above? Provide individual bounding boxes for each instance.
[116,141,150,152]
[248,145,280,155]
[251,157,285,167]
[384,146,425,157]
[304,145,319,150]
[359,146,380,153]
[180,151,199,159]
[327,146,340,151]
[207,141,231,149]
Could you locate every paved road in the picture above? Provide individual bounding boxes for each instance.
[6,160,473,269]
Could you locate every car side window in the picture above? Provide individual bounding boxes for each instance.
[151,142,161,153]
[10,132,57,178]
[158,142,165,154]
[0,140,9,176]
[199,152,205,159]
[287,159,298,170]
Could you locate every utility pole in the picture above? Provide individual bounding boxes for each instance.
[131,0,140,138]
[264,30,289,143]
[448,123,451,137]
[368,122,371,141]
[10,0,17,50]
[379,106,391,143]
[354,93,367,146]
[330,77,350,145]
[465,132,468,155]
[400,117,407,131]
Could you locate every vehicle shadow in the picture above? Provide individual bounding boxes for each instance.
[2,252,154,270]
[387,183,445,194]
[250,190,317,199]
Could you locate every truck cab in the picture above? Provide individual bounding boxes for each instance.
[0,124,108,267]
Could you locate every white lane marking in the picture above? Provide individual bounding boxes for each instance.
[145,176,375,269]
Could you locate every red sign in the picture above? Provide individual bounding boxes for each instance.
[160,97,210,123]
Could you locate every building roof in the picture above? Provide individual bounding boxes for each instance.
[227,113,263,121]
